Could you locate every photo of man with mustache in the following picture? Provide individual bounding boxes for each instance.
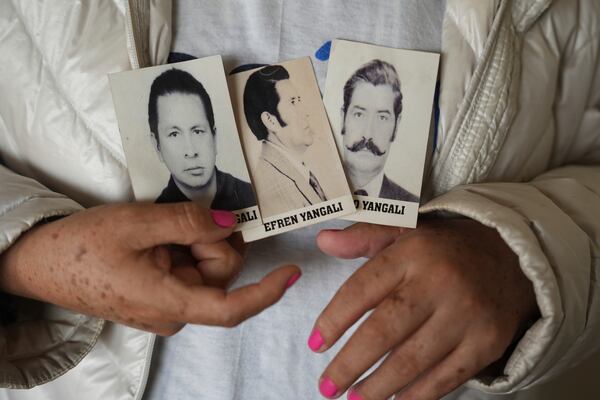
[341,59,419,203]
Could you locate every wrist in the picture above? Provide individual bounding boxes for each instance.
[0,220,53,298]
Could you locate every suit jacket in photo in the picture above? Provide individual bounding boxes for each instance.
[155,168,256,211]
[379,175,420,203]
[253,141,325,218]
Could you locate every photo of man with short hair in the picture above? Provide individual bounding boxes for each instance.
[243,64,328,217]
[341,59,419,202]
[229,57,354,239]
[324,40,439,228]
[148,68,256,210]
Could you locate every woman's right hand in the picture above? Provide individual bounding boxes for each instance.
[0,202,300,335]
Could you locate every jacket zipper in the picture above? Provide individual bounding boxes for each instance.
[124,0,140,69]
[125,2,156,399]
[133,333,157,400]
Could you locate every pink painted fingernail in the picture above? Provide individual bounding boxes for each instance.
[210,210,237,228]
[308,328,324,352]
[319,377,339,398]
[286,272,302,289]
[348,388,363,400]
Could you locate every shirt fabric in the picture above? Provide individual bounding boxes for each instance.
[359,170,386,198]
[143,1,445,399]
[155,168,257,211]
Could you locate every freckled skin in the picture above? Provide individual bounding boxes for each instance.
[76,296,87,307]
[75,246,87,262]
[0,203,300,336]
[314,219,539,400]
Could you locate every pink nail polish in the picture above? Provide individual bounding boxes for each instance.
[286,272,301,289]
[210,210,237,228]
[308,328,324,352]
[348,388,363,400]
[319,377,339,398]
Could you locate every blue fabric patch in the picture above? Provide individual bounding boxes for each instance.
[315,41,332,61]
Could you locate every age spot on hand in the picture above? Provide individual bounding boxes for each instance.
[75,246,88,262]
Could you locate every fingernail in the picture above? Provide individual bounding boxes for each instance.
[210,210,236,228]
[308,328,324,352]
[286,272,302,289]
[348,388,363,400]
[319,377,339,398]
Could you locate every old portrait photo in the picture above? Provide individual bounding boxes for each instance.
[323,40,439,227]
[109,56,261,231]
[228,58,355,241]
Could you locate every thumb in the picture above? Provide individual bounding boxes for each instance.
[317,223,411,259]
[123,202,237,249]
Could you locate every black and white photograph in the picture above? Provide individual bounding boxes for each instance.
[228,57,355,241]
[109,56,261,231]
[323,40,439,227]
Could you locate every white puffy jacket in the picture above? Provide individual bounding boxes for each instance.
[0,0,598,399]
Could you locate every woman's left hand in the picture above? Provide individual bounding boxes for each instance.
[310,219,538,400]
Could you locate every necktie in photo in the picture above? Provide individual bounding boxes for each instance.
[309,172,327,201]
[354,189,368,196]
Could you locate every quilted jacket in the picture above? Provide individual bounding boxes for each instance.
[0,0,598,399]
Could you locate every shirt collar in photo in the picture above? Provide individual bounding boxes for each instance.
[357,170,385,197]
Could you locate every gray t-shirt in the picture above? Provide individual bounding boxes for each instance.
[144,1,445,399]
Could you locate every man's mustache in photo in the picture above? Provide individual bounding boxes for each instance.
[346,136,386,156]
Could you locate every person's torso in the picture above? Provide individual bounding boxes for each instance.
[143,2,446,399]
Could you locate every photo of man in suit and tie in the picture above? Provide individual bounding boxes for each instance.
[148,68,256,210]
[242,64,329,218]
[340,59,419,203]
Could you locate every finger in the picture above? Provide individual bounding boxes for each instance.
[161,245,203,284]
[309,245,409,353]
[318,288,433,397]
[227,232,248,257]
[317,223,410,259]
[171,264,205,286]
[152,245,172,271]
[350,316,461,400]
[393,344,485,400]
[171,264,301,327]
[124,203,237,249]
[118,316,185,337]
[191,241,243,288]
